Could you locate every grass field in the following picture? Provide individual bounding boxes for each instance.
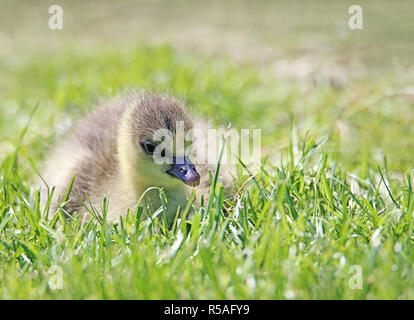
[1,0,414,299]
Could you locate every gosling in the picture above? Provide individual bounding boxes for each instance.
[40,90,233,222]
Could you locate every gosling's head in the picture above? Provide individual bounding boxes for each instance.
[118,92,200,189]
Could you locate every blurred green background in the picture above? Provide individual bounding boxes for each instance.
[1,0,413,173]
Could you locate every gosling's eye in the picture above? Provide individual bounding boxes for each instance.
[141,141,156,155]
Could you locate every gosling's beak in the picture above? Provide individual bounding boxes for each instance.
[167,157,200,187]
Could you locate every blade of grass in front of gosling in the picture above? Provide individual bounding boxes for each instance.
[378,165,401,210]
[233,196,250,244]
[130,186,161,233]
[76,190,102,226]
[200,194,204,207]
[277,184,289,231]
[101,196,112,247]
[361,197,380,227]
[98,224,105,262]
[91,223,100,263]
[331,176,363,209]
[69,216,86,247]
[102,195,108,222]
[119,215,127,245]
[49,173,77,229]
[42,186,55,221]
[170,206,181,235]
[49,205,62,229]
[321,175,334,212]
[1,177,7,204]
[372,179,388,211]
[283,184,298,220]
[406,173,414,215]
[185,212,197,242]
[238,193,257,234]
[216,215,232,245]
[50,179,76,230]
[39,220,60,241]
[159,188,170,238]
[23,202,38,233]
[285,177,305,205]
[0,210,14,233]
[34,188,41,221]
[177,189,195,236]
[207,184,224,247]
[135,206,143,233]
[135,186,161,214]
[238,156,268,201]
[10,188,40,233]
[205,136,226,218]
[254,199,273,229]
[15,241,38,265]
[245,193,257,226]
[147,206,165,236]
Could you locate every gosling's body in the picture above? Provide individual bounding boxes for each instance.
[41,90,232,222]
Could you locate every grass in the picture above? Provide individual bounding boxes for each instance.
[1,44,414,299]
[1,0,414,298]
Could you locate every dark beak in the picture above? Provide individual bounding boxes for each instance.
[167,157,200,187]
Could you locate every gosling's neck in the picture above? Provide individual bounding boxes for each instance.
[116,108,183,195]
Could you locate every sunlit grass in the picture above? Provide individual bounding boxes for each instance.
[0,43,413,299]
